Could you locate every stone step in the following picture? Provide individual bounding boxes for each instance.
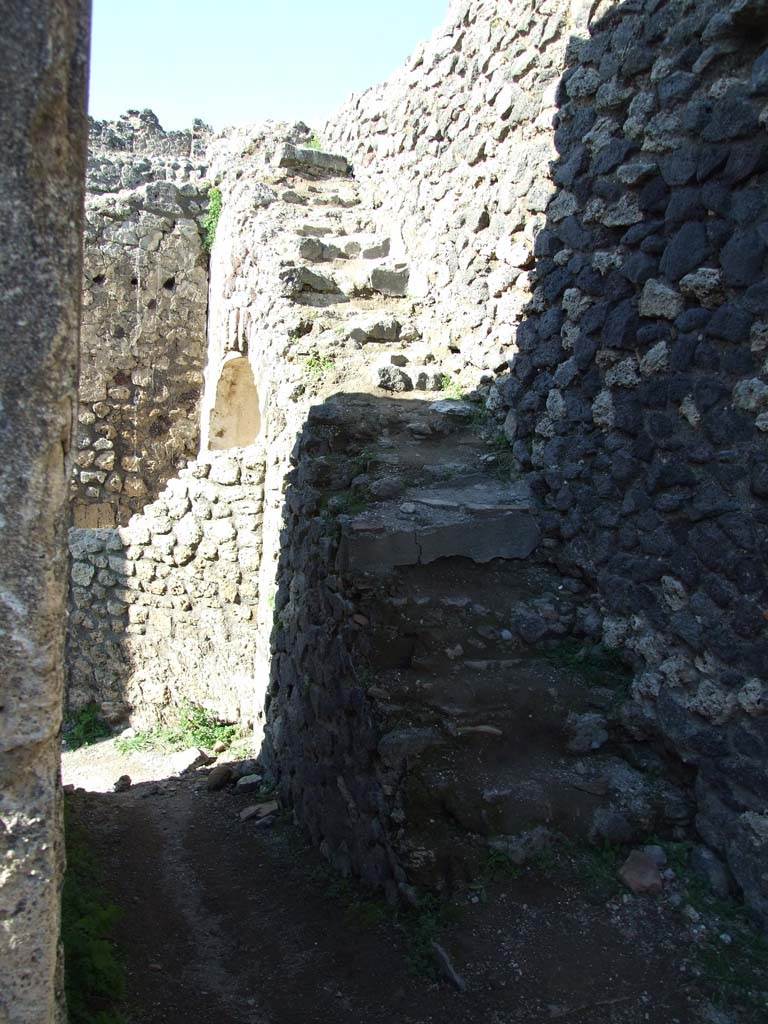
[276,143,351,178]
[371,655,605,736]
[293,215,370,238]
[335,479,540,573]
[370,264,409,297]
[355,556,591,674]
[297,233,391,264]
[280,265,343,299]
[310,399,501,471]
[298,237,349,262]
[282,257,410,304]
[295,220,343,237]
[411,747,611,838]
[345,466,517,520]
[345,312,402,344]
[385,736,688,888]
[304,396,497,472]
[333,260,409,298]
[291,208,373,237]
[327,233,391,259]
[372,360,445,394]
[310,191,361,209]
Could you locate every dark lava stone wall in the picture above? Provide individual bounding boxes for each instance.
[328,0,768,926]
[507,0,768,928]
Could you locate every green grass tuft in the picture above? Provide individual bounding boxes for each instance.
[353,663,375,690]
[542,638,632,691]
[330,489,369,515]
[307,859,461,978]
[484,847,524,881]
[64,704,111,750]
[439,374,466,400]
[574,841,624,896]
[305,132,323,151]
[677,861,768,1013]
[487,432,516,481]
[396,895,463,978]
[305,353,335,381]
[62,804,125,1024]
[351,445,378,475]
[115,700,238,754]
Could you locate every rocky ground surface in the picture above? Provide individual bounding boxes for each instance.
[63,744,765,1024]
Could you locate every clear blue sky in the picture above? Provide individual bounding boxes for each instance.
[89,0,449,132]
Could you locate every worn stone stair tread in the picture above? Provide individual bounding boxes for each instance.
[331,258,410,298]
[403,478,533,512]
[373,660,596,738]
[336,502,540,571]
[335,473,540,571]
[294,290,351,308]
[295,221,343,236]
[277,143,351,177]
[403,749,616,842]
[336,233,391,259]
[297,236,348,262]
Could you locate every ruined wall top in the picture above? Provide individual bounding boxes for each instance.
[87,109,210,194]
[86,109,316,194]
[89,108,212,159]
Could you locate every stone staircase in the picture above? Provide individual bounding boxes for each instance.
[260,144,692,896]
[253,141,455,402]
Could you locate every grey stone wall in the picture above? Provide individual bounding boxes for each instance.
[325,0,583,380]
[0,1,90,1021]
[87,109,212,192]
[66,120,362,736]
[326,0,768,926]
[263,401,401,899]
[503,0,768,930]
[72,119,210,527]
[67,448,265,728]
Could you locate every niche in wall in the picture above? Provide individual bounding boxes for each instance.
[208,356,261,450]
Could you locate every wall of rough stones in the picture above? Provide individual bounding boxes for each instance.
[73,118,210,527]
[87,109,212,191]
[67,447,265,727]
[263,400,403,899]
[0,1,90,1021]
[199,121,389,742]
[67,118,365,737]
[326,0,583,381]
[326,0,768,926]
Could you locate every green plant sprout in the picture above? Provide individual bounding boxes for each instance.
[202,185,222,252]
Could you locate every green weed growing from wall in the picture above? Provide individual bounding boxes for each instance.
[202,186,222,253]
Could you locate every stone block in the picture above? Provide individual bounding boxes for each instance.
[639,279,684,319]
[369,265,409,297]
[337,509,539,573]
[208,457,241,486]
[277,143,351,177]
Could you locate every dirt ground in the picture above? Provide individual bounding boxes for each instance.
[62,742,758,1024]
